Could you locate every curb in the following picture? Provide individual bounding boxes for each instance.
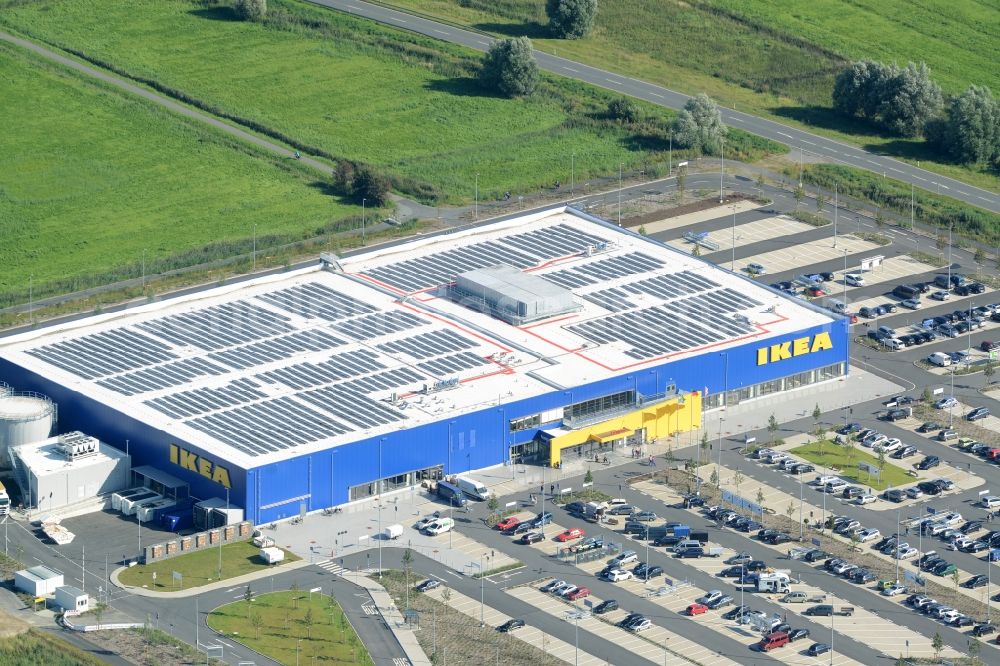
[110,559,314,598]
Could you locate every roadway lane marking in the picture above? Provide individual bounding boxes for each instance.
[889,167,903,173]
[605,77,622,84]
[433,28,447,34]
[777,131,793,138]
[392,17,408,23]
[731,116,744,122]
[801,139,816,146]
[980,196,992,202]
[347,4,360,8]
[913,175,927,181]
[957,190,969,195]
[649,92,663,98]
[866,159,879,166]
[563,66,579,73]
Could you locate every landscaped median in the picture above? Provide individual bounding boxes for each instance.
[117,541,299,592]
[790,439,919,491]
[209,589,372,666]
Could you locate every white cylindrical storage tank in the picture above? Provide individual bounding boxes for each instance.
[0,392,56,467]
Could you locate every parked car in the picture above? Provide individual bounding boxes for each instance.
[566,587,591,601]
[519,532,544,544]
[497,619,526,633]
[917,455,941,470]
[935,396,958,409]
[856,493,878,505]
[967,407,991,421]
[556,527,585,542]
[884,489,907,502]
[686,603,709,616]
[807,643,831,656]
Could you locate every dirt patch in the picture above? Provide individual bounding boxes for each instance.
[622,192,758,229]
[83,626,214,665]
[0,610,28,638]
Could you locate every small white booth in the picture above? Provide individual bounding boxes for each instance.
[55,585,90,613]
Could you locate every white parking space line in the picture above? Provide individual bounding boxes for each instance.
[738,235,881,276]
[666,215,813,254]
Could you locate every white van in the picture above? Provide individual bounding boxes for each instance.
[981,496,1000,509]
[928,352,952,367]
[456,477,491,501]
[424,517,455,536]
[672,539,702,553]
[884,338,904,351]
[825,480,848,494]
[845,273,865,287]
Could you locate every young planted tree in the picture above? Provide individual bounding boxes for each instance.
[338,610,349,642]
[767,414,779,443]
[969,636,983,664]
[786,501,795,521]
[936,234,947,251]
[244,585,254,619]
[975,247,987,264]
[876,448,887,477]
[793,186,805,211]
[733,469,744,496]
[922,386,933,403]
[479,37,539,98]
[756,171,765,197]
[303,607,315,639]
[546,0,598,39]
[815,193,826,212]
[290,581,301,610]
[250,611,264,639]
[812,404,822,424]
[584,468,594,484]
[984,361,996,385]
[402,548,414,610]
[710,469,720,487]
[691,244,701,257]
[676,168,686,203]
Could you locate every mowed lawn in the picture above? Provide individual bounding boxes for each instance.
[790,440,918,491]
[208,590,370,665]
[0,0,778,205]
[117,541,299,591]
[383,0,1000,192]
[0,43,358,305]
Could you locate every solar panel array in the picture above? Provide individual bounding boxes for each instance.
[377,329,478,360]
[542,252,664,289]
[136,302,293,350]
[186,396,355,455]
[340,368,426,394]
[299,385,408,431]
[418,351,491,378]
[207,329,346,370]
[331,310,428,341]
[144,379,267,419]
[359,223,607,293]
[26,329,176,380]
[255,350,387,390]
[256,282,376,321]
[97,358,227,396]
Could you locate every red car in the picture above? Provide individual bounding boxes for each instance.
[496,516,521,531]
[686,603,708,616]
[556,527,585,542]
[807,286,826,297]
[566,587,591,601]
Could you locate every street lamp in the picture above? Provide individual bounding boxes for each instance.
[378,437,385,579]
[480,553,487,626]
[475,173,479,221]
[618,162,623,227]
[571,153,575,195]
[361,199,366,246]
[833,184,838,249]
[719,135,725,203]
[731,203,736,271]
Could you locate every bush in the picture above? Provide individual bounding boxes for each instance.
[832,60,942,136]
[671,93,726,155]
[234,0,267,21]
[940,85,1000,166]
[479,37,538,98]
[546,0,597,39]
[607,97,639,123]
[353,166,392,206]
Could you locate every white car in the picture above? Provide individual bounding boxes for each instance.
[948,537,972,551]
[882,583,908,596]
[896,547,919,560]
[940,610,963,624]
[858,528,881,543]
[845,273,865,287]
[604,569,632,582]
[611,551,639,566]
[551,582,574,596]
[930,290,951,301]
[696,590,725,606]
[628,618,652,632]
[901,299,921,310]
[935,396,958,409]
[879,438,903,453]
[863,433,888,448]
[559,584,579,598]
[855,493,878,505]
[938,511,963,526]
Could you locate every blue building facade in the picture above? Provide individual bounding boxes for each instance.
[0,316,847,524]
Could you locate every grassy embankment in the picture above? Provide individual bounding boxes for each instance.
[380,0,1000,194]
[790,440,919,491]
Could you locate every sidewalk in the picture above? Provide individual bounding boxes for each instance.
[346,572,432,666]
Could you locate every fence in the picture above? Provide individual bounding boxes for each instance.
[142,521,254,564]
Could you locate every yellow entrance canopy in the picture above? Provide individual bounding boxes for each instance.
[589,427,634,444]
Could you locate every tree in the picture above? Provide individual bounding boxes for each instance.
[353,165,391,207]
[333,161,357,196]
[876,447,887,476]
[584,468,594,484]
[607,97,639,123]
[984,361,996,385]
[244,585,254,619]
[676,168,686,203]
[234,0,267,21]
[671,94,726,155]
[402,548,414,610]
[756,170,765,197]
[922,386,932,403]
[479,37,538,98]
[303,607,315,639]
[709,469,719,487]
[691,243,701,257]
[250,611,264,639]
[815,193,826,212]
[546,0,597,39]
[975,246,987,264]
[638,225,647,236]
[93,602,107,630]
[936,234,947,251]
[833,60,889,120]
[793,186,805,211]
[875,209,886,228]
[733,469,744,494]
[879,62,942,136]
[850,531,861,552]
[952,568,961,590]
[767,414,779,442]
[786,501,795,521]
[812,404,822,424]
[969,636,982,664]
[290,581,300,610]
[338,610,349,642]
[940,85,1000,165]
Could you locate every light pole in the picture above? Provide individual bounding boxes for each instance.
[895,509,900,583]
[798,473,804,541]
[644,526,650,582]
[618,162,623,227]
[571,153,575,195]
[361,198,366,246]
[731,203,736,271]
[480,553,487,626]
[574,613,579,666]
[949,365,956,428]
[378,437,384,579]
[833,184,838,249]
[668,132,673,175]
[719,135,725,203]
[252,225,256,272]
[475,173,479,221]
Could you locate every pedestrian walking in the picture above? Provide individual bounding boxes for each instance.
[649,455,656,467]
[550,484,554,495]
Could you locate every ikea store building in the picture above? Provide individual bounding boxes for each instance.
[0,207,848,524]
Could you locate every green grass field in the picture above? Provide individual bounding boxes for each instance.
[117,541,299,591]
[0,42,362,307]
[0,629,107,665]
[380,0,1000,193]
[790,440,918,491]
[0,0,781,209]
[208,590,371,665]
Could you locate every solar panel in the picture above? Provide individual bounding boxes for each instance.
[299,385,408,430]
[256,282,376,321]
[96,357,227,395]
[543,252,663,289]
[377,329,478,360]
[144,378,267,418]
[417,352,490,378]
[331,310,429,341]
[136,302,293,350]
[339,367,426,394]
[255,350,386,390]
[207,329,346,370]
[359,223,608,293]
[27,328,176,380]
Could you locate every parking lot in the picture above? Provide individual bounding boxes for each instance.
[738,235,881,276]
[666,215,814,254]
[643,200,763,236]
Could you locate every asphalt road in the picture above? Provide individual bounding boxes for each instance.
[309,0,1000,214]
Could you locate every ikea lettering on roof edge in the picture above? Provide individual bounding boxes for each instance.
[0,206,847,524]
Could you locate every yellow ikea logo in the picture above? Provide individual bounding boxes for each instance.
[756,332,833,366]
[169,444,232,489]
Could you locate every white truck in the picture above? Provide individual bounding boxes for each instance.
[456,477,491,501]
[0,481,9,516]
[383,523,404,540]
[757,571,791,593]
[259,547,285,565]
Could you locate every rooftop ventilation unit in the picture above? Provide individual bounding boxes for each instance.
[57,431,99,461]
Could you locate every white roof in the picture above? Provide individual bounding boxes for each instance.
[0,207,832,468]
[11,435,126,477]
